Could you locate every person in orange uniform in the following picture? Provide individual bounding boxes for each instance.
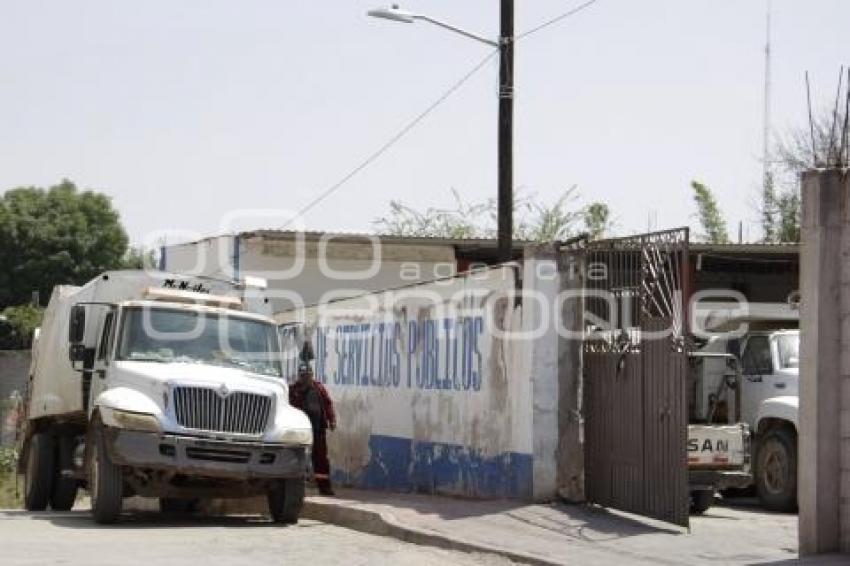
[289,362,336,496]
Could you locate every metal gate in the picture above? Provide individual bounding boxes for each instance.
[574,228,690,527]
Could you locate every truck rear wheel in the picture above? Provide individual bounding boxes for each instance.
[690,489,714,515]
[89,425,124,524]
[756,427,797,512]
[24,432,55,511]
[50,435,78,511]
[267,478,305,524]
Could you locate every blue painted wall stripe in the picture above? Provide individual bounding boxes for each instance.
[330,434,533,499]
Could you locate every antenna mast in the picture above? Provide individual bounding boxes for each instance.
[763,0,773,188]
[760,0,775,242]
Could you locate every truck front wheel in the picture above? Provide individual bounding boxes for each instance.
[50,434,79,511]
[89,425,124,524]
[756,427,797,512]
[267,478,305,524]
[23,432,55,511]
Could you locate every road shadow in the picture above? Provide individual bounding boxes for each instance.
[329,488,681,540]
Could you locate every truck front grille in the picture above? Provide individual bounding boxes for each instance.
[173,386,272,435]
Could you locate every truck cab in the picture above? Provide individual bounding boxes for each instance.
[19,272,313,524]
[737,329,799,511]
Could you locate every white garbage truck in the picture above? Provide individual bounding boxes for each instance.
[17,271,313,524]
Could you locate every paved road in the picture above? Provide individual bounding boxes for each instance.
[0,509,515,566]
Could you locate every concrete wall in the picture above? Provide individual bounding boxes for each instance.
[278,257,565,501]
[0,350,29,400]
[557,248,585,501]
[163,234,459,314]
[799,169,850,554]
[163,236,236,280]
[242,235,457,313]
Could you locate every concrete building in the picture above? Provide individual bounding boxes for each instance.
[162,231,800,315]
[161,231,524,313]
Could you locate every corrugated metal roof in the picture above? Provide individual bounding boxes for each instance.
[234,229,531,248]
[690,242,799,254]
[166,229,800,254]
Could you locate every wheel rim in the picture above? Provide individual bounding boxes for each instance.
[761,439,789,495]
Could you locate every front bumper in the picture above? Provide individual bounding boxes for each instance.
[104,428,308,480]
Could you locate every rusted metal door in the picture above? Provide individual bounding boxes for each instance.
[575,228,690,527]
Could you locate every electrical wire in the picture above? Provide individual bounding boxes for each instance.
[515,0,600,42]
[280,49,499,229]
[281,1,601,229]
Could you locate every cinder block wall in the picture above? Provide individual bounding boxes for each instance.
[799,168,850,554]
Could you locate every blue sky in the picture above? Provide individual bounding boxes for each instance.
[1,1,847,245]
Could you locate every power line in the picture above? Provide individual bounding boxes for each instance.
[283,1,601,229]
[281,49,499,229]
[515,0,600,42]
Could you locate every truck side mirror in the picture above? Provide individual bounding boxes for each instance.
[69,305,85,344]
[69,344,86,362]
[69,343,87,372]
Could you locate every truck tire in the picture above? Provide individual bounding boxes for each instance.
[50,435,78,511]
[23,432,55,511]
[756,427,797,512]
[89,425,124,524]
[690,489,714,515]
[267,478,305,524]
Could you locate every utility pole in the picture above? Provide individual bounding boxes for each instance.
[762,0,774,230]
[368,3,515,260]
[497,0,515,263]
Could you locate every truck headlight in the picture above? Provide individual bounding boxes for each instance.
[104,408,161,433]
[278,428,312,446]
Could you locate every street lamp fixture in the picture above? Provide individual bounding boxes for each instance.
[367,5,416,24]
[368,5,499,47]
[367,3,514,262]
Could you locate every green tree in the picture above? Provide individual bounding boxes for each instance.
[0,304,44,349]
[0,180,129,307]
[374,187,606,243]
[373,189,490,239]
[583,202,613,240]
[122,246,157,270]
[690,181,729,244]
[762,108,848,242]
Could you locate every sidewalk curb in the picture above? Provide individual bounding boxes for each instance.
[302,498,561,566]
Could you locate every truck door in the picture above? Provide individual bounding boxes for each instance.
[740,335,772,428]
[88,309,116,412]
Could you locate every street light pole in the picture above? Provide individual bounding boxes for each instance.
[368,3,515,262]
[497,0,514,263]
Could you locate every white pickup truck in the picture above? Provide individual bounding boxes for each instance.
[18,271,313,524]
[695,303,799,511]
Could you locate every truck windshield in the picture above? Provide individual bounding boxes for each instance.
[776,333,799,370]
[116,307,283,377]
